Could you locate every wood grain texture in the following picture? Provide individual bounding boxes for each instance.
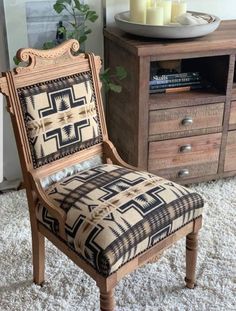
[229,101,236,125]
[149,103,224,136]
[224,130,236,171]
[148,133,222,171]
[185,232,199,289]
[104,21,236,57]
[104,22,236,184]
[100,290,115,311]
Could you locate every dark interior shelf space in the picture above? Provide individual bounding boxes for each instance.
[150,55,229,97]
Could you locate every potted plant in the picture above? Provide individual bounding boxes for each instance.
[14,0,127,92]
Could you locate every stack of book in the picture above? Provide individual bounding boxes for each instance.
[149,71,211,94]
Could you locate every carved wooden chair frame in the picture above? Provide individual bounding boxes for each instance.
[0,40,202,311]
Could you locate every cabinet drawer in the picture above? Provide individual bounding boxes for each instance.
[148,133,222,180]
[224,131,236,172]
[229,101,236,125]
[149,103,224,138]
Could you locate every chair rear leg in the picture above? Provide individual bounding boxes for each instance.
[185,231,199,289]
[32,228,45,285]
[100,289,115,311]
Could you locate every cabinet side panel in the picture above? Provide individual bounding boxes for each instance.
[105,38,139,166]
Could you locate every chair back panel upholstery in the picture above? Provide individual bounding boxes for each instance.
[17,71,102,168]
[1,40,106,173]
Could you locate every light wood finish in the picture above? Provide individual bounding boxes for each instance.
[224,131,236,171]
[149,103,224,139]
[229,101,236,125]
[104,21,236,184]
[0,40,203,310]
[148,133,221,180]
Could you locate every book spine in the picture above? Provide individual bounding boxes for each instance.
[149,76,201,86]
[149,84,205,94]
[151,72,201,81]
[149,80,201,90]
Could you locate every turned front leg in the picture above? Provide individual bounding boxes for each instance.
[185,232,199,289]
[100,289,115,311]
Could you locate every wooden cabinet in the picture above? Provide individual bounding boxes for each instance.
[148,133,222,180]
[104,21,236,184]
[225,131,236,172]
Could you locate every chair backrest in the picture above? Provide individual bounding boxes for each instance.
[0,40,107,180]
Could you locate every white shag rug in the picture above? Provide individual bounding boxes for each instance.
[0,178,236,311]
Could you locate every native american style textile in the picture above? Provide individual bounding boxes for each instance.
[37,164,204,276]
[17,72,102,168]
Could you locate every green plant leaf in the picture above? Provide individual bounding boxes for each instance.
[100,69,110,82]
[13,55,21,65]
[115,66,127,80]
[58,26,67,35]
[79,4,90,13]
[54,3,65,14]
[109,83,122,93]
[74,0,81,10]
[43,41,57,50]
[66,30,76,39]
[86,11,98,22]
[84,28,92,35]
[79,35,87,44]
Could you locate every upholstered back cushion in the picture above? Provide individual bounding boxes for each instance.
[17,72,102,168]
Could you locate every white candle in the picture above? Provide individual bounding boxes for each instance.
[146,5,164,25]
[147,0,152,8]
[158,0,172,24]
[130,0,147,24]
[171,0,187,22]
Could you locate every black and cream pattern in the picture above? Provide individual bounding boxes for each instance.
[37,164,204,276]
[17,72,102,167]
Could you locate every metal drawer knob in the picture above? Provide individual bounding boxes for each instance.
[178,169,190,178]
[179,144,192,153]
[181,117,193,126]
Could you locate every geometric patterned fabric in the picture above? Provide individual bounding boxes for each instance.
[17,72,102,168]
[37,164,204,276]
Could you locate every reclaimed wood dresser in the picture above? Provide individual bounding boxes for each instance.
[104,20,236,184]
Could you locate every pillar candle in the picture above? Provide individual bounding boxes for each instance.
[147,0,152,8]
[158,0,172,24]
[146,6,164,25]
[171,0,187,22]
[130,0,147,24]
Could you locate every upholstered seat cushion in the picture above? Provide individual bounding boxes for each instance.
[37,164,203,276]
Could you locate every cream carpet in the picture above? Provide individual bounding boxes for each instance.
[0,178,236,311]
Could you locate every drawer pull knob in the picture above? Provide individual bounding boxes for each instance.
[178,169,190,178]
[182,117,193,126]
[179,144,192,153]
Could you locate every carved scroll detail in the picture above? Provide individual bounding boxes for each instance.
[0,77,9,97]
[15,39,84,74]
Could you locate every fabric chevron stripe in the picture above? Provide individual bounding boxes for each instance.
[37,164,204,276]
[17,72,102,168]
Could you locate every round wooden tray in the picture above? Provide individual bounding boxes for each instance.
[114,11,221,39]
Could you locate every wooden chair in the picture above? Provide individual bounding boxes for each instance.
[0,40,203,311]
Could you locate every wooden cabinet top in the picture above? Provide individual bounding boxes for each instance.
[104,20,236,58]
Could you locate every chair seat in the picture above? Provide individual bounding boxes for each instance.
[37,164,203,276]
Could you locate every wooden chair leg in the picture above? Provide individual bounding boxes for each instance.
[32,229,45,285]
[100,289,115,311]
[185,231,199,289]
